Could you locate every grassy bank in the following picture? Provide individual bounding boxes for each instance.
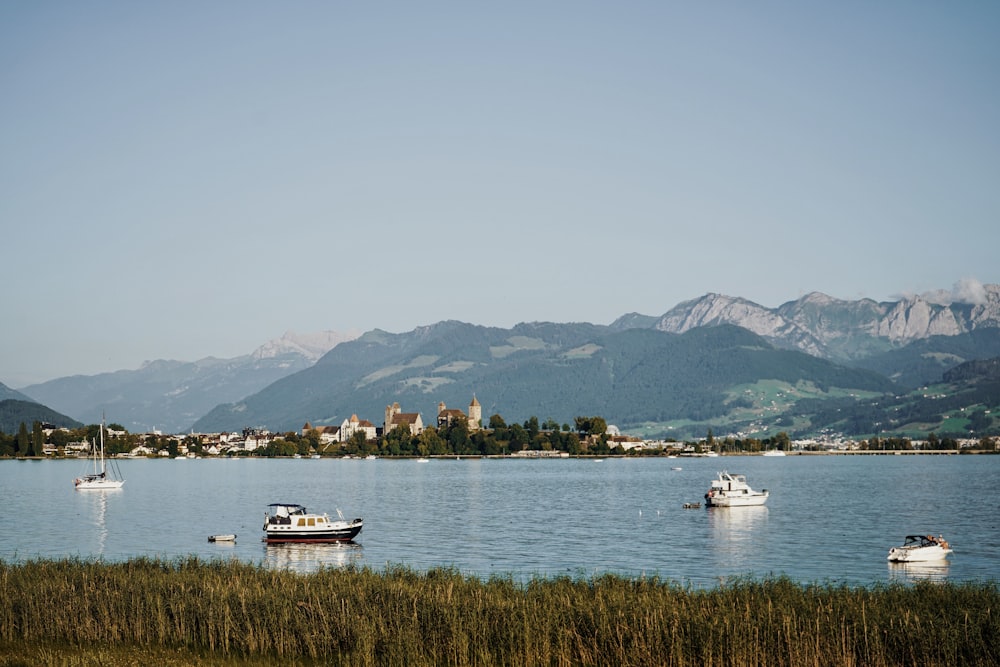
[0,557,996,666]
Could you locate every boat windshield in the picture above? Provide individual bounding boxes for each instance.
[269,504,307,517]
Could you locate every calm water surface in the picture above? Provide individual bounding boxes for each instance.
[2,455,997,587]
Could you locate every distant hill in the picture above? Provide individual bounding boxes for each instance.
[14,284,1000,439]
[847,329,1000,388]
[19,330,358,433]
[942,356,1000,384]
[787,357,1000,440]
[0,381,36,403]
[0,399,82,435]
[193,322,896,438]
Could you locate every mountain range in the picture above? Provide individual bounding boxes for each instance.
[6,285,1000,440]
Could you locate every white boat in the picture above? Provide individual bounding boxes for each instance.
[762,449,786,457]
[704,471,768,507]
[74,419,124,490]
[887,534,953,562]
[263,503,363,543]
[416,458,430,463]
[208,534,237,542]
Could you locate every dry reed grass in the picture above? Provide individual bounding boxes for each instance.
[0,557,996,666]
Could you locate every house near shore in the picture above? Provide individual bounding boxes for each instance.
[340,414,377,442]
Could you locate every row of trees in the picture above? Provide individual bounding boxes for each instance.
[0,414,615,459]
[5,417,997,459]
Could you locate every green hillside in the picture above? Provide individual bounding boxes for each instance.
[0,400,83,436]
[193,323,896,438]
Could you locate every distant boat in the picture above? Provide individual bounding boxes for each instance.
[208,534,236,543]
[762,449,786,457]
[416,458,430,463]
[73,418,124,490]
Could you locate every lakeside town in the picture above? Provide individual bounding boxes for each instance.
[5,394,997,459]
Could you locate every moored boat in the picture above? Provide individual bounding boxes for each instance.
[887,534,953,562]
[704,471,768,507]
[263,503,362,543]
[74,418,125,490]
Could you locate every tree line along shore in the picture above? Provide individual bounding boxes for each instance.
[4,413,998,459]
[0,557,996,666]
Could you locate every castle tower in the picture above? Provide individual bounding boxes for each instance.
[384,402,400,434]
[468,394,482,430]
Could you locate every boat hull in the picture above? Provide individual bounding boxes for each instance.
[74,477,124,490]
[263,522,362,544]
[887,545,952,562]
[705,493,768,507]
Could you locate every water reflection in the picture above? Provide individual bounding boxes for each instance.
[81,488,121,555]
[705,506,769,571]
[707,505,769,535]
[888,560,951,583]
[262,542,364,573]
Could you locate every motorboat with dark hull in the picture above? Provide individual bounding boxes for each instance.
[263,503,362,543]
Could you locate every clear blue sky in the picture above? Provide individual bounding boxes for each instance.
[2,2,998,387]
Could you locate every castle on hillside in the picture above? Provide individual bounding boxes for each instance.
[437,395,482,431]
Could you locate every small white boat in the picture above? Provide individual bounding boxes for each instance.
[263,503,362,543]
[208,534,236,542]
[704,471,768,507]
[762,449,786,457]
[74,418,125,490]
[887,535,953,562]
[416,458,430,463]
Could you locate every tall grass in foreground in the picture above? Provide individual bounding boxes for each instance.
[0,557,996,666]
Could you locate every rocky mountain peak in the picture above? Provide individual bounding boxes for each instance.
[252,330,361,362]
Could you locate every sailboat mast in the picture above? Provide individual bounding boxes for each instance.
[100,419,106,475]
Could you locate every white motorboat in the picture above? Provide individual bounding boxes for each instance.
[887,534,953,562]
[762,449,786,457]
[263,503,362,543]
[74,418,125,490]
[704,471,768,507]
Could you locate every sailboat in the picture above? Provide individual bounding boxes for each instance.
[74,418,125,489]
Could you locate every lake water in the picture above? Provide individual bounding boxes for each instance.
[2,455,998,587]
